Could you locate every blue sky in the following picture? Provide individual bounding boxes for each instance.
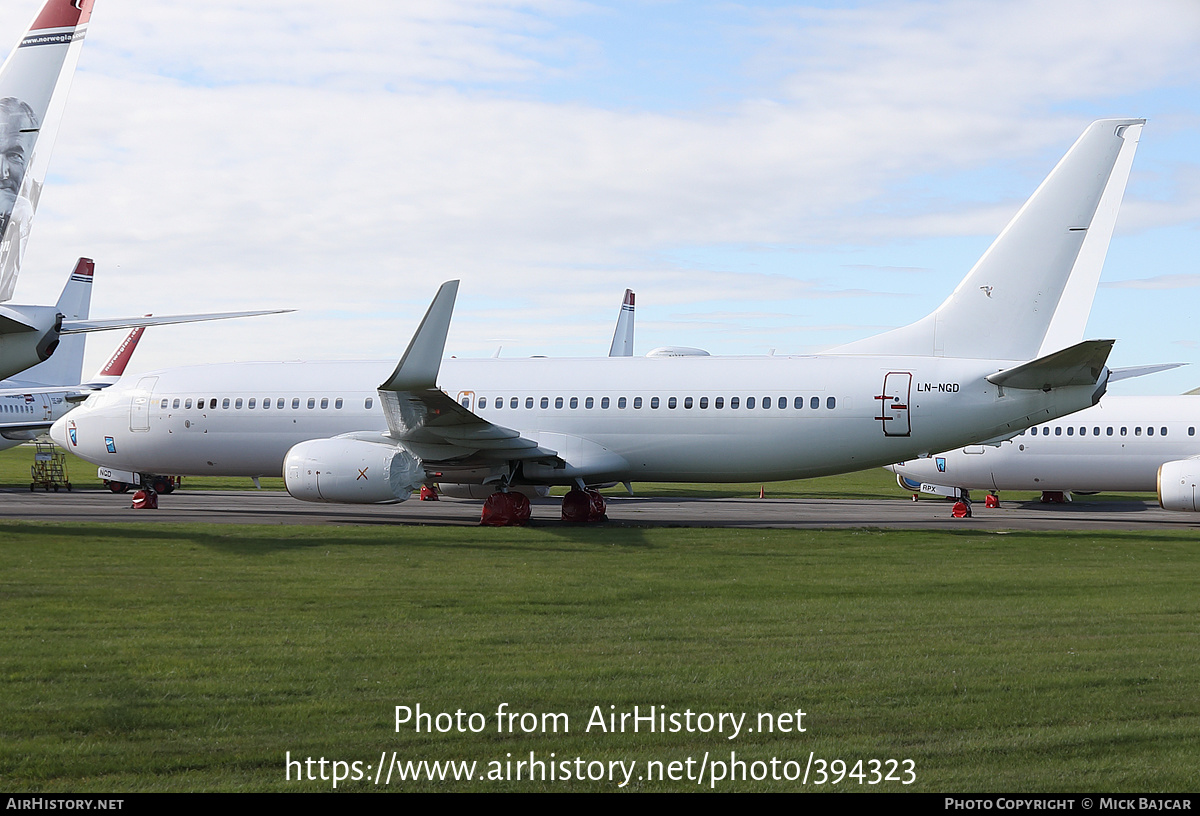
[4,0,1199,393]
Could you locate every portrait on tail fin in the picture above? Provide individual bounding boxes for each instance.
[0,0,94,301]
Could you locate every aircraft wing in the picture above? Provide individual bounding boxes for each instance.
[60,309,291,334]
[376,281,560,470]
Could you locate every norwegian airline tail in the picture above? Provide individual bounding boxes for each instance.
[8,255,91,385]
[0,0,94,302]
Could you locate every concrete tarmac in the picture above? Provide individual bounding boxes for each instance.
[1,487,1196,531]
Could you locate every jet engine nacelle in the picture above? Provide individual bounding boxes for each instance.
[1157,460,1200,512]
[284,438,424,504]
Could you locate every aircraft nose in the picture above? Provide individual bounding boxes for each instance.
[49,415,72,450]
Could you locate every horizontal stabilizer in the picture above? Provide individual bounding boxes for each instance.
[60,309,291,334]
[1108,362,1186,384]
[986,339,1114,391]
[380,280,459,392]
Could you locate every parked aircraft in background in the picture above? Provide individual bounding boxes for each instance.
[608,289,634,357]
[55,118,1144,523]
[0,1,289,381]
[887,395,1200,511]
[1,268,147,454]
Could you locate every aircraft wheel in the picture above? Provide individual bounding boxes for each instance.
[108,481,129,494]
[151,477,171,495]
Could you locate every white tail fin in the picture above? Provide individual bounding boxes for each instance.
[0,0,94,302]
[608,289,635,357]
[9,256,91,385]
[832,119,1145,361]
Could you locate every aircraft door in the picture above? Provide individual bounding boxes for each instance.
[876,372,912,437]
[456,391,475,411]
[129,376,159,432]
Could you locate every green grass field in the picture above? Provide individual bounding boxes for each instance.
[1,521,1196,792]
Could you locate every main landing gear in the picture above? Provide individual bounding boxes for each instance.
[478,485,608,526]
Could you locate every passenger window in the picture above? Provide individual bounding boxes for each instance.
[715,397,724,409]
[569,397,577,409]
[731,397,739,409]
[1135,427,1142,436]
[762,397,771,409]
[335,398,343,409]
[1120,427,1126,436]
[249,398,256,409]
[794,396,802,409]
[586,397,594,409]
[651,397,660,409]
[280,398,287,409]
[699,397,708,409]
[511,398,519,409]
[685,397,693,409]
[160,399,168,409]
[779,397,786,410]
[541,397,549,409]
[827,397,836,409]
[1067,427,1073,436]
[617,397,626,409]
[1161,427,1167,436]
[600,397,609,409]
[1055,427,1062,436]
[1092,427,1099,436]
[173,399,180,409]
[321,398,329,409]
[305,398,314,409]
[555,397,564,409]
[210,399,218,409]
[747,397,756,409]
[634,397,642,409]
[1147,427,1154,436]
[811,396,819,409]
[479,397,488,409]
[1106,427,1112,436]
[668,397,676,409]
[235,398,243,409]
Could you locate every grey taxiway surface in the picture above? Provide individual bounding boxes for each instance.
[1,487,1195,531]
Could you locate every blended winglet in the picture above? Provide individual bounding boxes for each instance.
[986,339,1114,391]
[380,280,459,392]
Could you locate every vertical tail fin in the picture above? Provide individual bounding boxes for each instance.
[608,289,635,357]
[832,118,1145,361]
[0,0,95,302]
[11,256,91,385]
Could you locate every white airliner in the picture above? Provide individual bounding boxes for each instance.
[887,395,1200,511]
[0,0,288,381]
[54,118,1145,522]
[1,258,146,451]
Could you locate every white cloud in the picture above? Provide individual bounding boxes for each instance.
[0,0,1193,380]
